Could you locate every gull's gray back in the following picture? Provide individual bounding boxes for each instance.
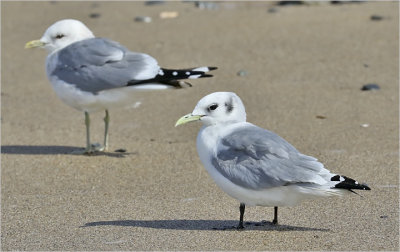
[212,125,326,190]
[48,38,159,94]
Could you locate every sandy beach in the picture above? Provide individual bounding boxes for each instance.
[1,1,398,250]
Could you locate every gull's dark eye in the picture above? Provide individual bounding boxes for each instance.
[55,34,65,39]
[208,104,218,111]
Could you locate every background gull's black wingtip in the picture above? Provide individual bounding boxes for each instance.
[199,74,214,78]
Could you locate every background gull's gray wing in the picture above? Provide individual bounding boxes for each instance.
[212,125,328,190]
[49,37,160,94]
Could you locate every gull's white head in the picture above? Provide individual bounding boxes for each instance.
[176,92,247,127]
[25,19,95,54]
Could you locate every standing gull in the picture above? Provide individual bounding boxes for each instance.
[25,19,217,154]
[176,92,370,229]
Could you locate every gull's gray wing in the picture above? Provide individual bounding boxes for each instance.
[49,38,159,93]
[212,125,326,190]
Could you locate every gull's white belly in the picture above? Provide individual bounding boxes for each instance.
[49,76,140,113]
[198,149,311,206]
[196,125,342,207]
[45,53,170,113]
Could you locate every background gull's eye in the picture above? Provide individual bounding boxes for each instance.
[208,104,218,111]
[55,34,65,39]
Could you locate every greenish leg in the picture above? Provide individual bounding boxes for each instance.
[71,112,94,154]
[72,111,106,154]
[84,111,93,153]
[103,109,110,150]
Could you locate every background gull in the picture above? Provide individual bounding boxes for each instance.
[176,92,371,229]
[25,19,217,154]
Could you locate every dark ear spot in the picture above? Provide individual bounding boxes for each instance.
[225,98,233,113]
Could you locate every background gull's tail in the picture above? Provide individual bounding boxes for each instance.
[128,66,218,88]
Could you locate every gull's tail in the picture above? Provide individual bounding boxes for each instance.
[330,175,371,193]
[127,66,217,88]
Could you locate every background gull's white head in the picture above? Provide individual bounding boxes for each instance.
[188,92,247,126]
[28,19,95,53]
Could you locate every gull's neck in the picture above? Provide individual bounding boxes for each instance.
[198,122,246,148]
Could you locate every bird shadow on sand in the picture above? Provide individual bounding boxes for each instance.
[1,145,137,158]
[81,219,330,232]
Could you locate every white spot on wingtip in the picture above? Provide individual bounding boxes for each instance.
[192,67,209,72]
[172,71,178,76]
[159,69,164,76]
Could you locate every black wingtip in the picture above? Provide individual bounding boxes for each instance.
[332,175,371,191]
[361,183,371,190]
[199,74,214,78]
[208,66,218,71]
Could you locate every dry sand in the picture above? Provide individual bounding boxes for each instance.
[1,1,398,251]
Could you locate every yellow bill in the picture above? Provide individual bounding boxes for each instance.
[25,39,45,49]
[175,114,202,127]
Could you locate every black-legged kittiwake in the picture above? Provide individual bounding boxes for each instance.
[25,19,217,154]
[175,92,370,229]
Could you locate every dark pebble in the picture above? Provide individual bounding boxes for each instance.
[331,0,365,4]
[134,16,152,23]
[89,13,101,19]
[195,1,219,10]
[363,63,369,68]
[361,83,380,91]
[268,7,279,13]
[380,215,388,219]
[316,115,327,119]
[114,148,127,153]
[237,70,248,77]
[370,15,384,21]
[276,1,304,6]
[145,0,165,5]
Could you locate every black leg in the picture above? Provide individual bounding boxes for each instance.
[272,206,278,225]
[103,109,110,150]
[237,203,245,229]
